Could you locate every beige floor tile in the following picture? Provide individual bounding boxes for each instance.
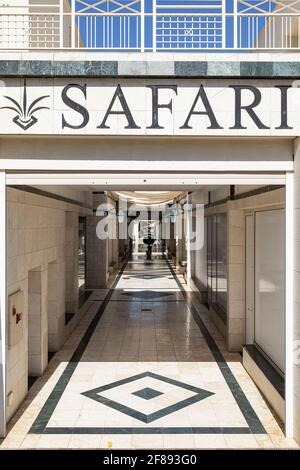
[132,435,164,449]
[224,434,259,449]
[19,434,41,449]
[0,433,25,449]
[100,435,133,449]
[254,434,275,449]
[163,435,196,449]
[36,435,72,449]
[269,435,299,448]
[193,434,228,449]
[68,435,101,449]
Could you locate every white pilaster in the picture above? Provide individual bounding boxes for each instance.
[285,170,294,438]
[293,138,300,443]
[0,171,6,437]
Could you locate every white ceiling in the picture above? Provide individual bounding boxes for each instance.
[111,190,186,205]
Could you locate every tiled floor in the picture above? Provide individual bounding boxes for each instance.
[0,258,298,449]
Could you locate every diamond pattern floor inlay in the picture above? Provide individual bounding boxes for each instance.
[122,290,171,299]
[81,371,214,424]
[129,275,165,280]
[132,387,163,400]
[1,257,298,449]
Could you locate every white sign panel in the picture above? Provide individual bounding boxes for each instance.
[0,78,299,136]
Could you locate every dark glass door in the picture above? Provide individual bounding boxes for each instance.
[78,216,86,292]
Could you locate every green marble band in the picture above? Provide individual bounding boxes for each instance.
[0,60,300,78]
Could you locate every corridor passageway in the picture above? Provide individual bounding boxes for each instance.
[0,257,297,449]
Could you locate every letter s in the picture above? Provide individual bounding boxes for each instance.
[62,83,89,129]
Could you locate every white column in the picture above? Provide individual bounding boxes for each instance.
[285,171,294,438]
[86,215,109,288]
[0,171,6,437]
[293,139,300,444]
[227,207,245,352]
[65,212,78,316]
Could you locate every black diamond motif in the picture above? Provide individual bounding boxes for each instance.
[122,291,170,300]
[132,387,163,400]
[81,371,214,424]
[127,274,164,280]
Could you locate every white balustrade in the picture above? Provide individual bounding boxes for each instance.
[0,1,299,51]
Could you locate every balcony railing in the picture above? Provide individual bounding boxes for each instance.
[0,0,300,51]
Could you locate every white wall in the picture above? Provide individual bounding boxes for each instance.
[34,186,93,207]
[0,137,292,165]
[6,186,91,422]
[293,138,300,444]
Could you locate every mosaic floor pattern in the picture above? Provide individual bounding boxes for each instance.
[0,259,298,449]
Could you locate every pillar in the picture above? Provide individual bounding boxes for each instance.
[292,138,300,442]
[227,206,245,352]
[132,221,139,260]
[28,267,48,376]
[65,212,78,315]
[175,208,186,266]
[48,260,65,352]
[0,171,6,437]
[169,222,176,257]
[86,193,109,288]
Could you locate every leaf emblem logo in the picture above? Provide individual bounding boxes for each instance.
[1,80,50,130]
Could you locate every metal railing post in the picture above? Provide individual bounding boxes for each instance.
[59,0,64,48]
[233,0,238,49]
[152,0,157,52]
[141,0,145,52]
[71,0,76,48]
[222,0,226,49]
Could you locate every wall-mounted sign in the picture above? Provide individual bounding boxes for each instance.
[0,78,298,136]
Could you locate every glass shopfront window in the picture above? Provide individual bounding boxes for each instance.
[254,209,285,372]
[207,214,227,323]
[78,216,86,292]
